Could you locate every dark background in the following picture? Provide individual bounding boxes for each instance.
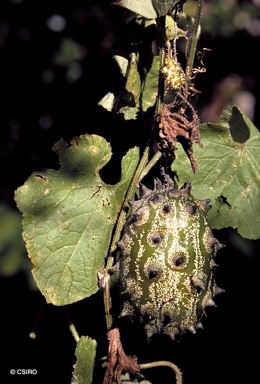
[1,0,260,383]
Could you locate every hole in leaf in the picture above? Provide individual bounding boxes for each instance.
[218,195,231,208]
[229,106,250,143]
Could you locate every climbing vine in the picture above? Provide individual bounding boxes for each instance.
[14,1,260,383]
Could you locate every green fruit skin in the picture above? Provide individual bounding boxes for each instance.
[117,180,223,339]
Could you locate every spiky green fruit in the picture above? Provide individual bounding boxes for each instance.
[116,177,224,340]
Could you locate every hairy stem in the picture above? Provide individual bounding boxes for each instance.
[185,0,204,90]
[103,16,167,332]
[106,144,150,268]
[106,17,167,270]
[103,145,150,330]
[140,360,183,384]
[140,150,162,180]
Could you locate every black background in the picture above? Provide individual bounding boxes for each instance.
[1,1,260,383]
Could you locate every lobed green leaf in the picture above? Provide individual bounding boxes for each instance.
[172,106,260,239]
[15,134,139,305]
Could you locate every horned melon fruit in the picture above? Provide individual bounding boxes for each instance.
[116,177,224,339]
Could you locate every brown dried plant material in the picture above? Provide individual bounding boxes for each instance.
[158,98,201,172]
[158,35,203,172]
[104,328,140,384]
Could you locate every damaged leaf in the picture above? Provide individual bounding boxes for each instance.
[72,336,97,384]
[14,134,139,305]
[172,106,260,239]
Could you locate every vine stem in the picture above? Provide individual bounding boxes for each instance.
[63,308,80,343]
[140,360,183,384]
[103,145,151,330]
[102,3,204,330]
[102,18,167,331]
[106,27,166,271]
[105,20,167,268]
[185,0,204,90]
[106,144,150,271]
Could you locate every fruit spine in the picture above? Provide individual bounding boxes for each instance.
[115,177,224,339]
